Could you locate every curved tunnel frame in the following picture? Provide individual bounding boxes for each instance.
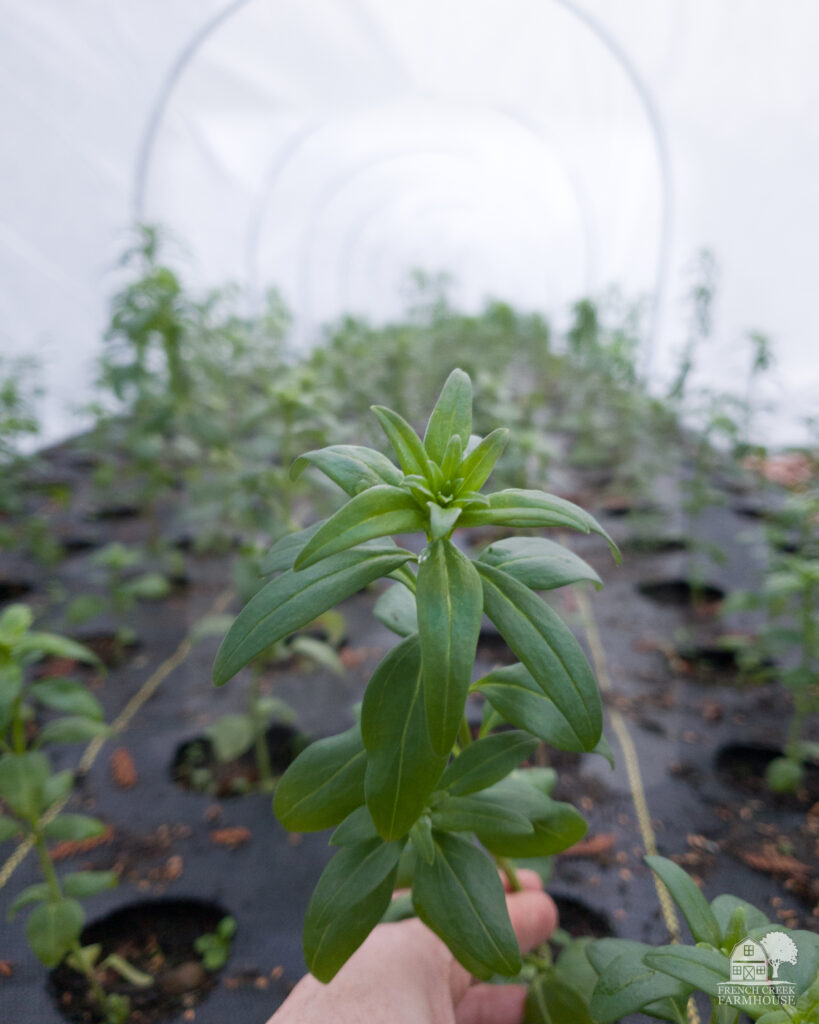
[132,0,672,368]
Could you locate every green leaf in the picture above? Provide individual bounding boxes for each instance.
[417,540,482,754]
[430,792,534,835]
[456,428,509,495]
[37,716,111,745]
[44,814,106,841]
[0,815,23,842]
[42,770,75,806]
[645,856,722,946]
[423,368,472,463]
[294,487,425,570]
[8,883,51,920]
[474,773,587,857]
[30,678,104,721]
[409,815,435,864]
[25,898,84,967]
[0,751,49,817]
[478,537,602,591]
[330,805,380,846]
[589,941,691,1023]
[373,583,418,637]
[412,830,521,979]
[259,520,327,575]
[126,572,172,601]
[62,870,119,899]
[643,945,731,1000]
[477,664,593,752]
[371,406,432,479]
[14,632,100,665]
[205,714,256,763]
[525,969,596,1024]
[461,489,619,560]
[710,894,770,937]
[476,564,603,750]
[439,730,539,796]
[0,604,34,644]
[440,434,463,482]
[427,503,462,542]
[274,724,367,832]
[362,636,447,840]
[213,544,414,685]
[291,445,402,495]
[303,837,404,982]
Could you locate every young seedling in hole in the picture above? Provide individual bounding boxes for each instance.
[580,855,819,1024]
[213,369,618,983]
[194,916,237,971]
[723,488,819,792]
[0,606,149,1023]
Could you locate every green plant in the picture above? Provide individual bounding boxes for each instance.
[581,855,819,1023]
[213,369,617,983]
[194,915,237,971]
[723,489,819,791]
[0,606,144,1023]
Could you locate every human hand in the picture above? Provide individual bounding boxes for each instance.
[268,869,557,1024]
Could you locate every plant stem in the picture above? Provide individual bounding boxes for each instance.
[495,855,522,892]
[457,716,472,749]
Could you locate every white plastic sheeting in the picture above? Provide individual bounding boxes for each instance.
[1,1,817,443]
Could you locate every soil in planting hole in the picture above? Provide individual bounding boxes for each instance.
[85,504,141,522]
[622,535,686,555]
[60,535,103,555]
[50,899,228,1024]
[715,744,819,803]
[0,577,33,603]
[637,578,725,608]
[171,722,310,797]
[74,632,141,669]
[551,894,613,940]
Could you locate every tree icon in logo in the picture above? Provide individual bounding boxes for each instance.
[761,932,798,979]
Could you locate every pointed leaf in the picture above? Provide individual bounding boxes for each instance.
[330,805,380,847]
[440,434,463,482]
[439,730,539,796]
[8,883,51,920]
[478,537,602,591]
[371,406,432,479]
[456,428,509,495]
[213,544,414,684]
[427,503,461,542]
[473,773,587,857]
[63,870,119,899]
[423,369,472,462]
[0,816,23,842]
[362,636,448,839]
[0,752,49,817]
[14,633,100,665]
[590,944,692,1024]
[373,583,418,637]
[476,564,602,749]
[291,445,402,495]
[42,770,75,807]
[430,792,534,835]
[295,487,425,570]
[44,814,105,841]
[259,520,326,575]
[412,830,521,979]
[417,540,482,754]
[710,894,770,935]
[476,663,595,753]
[645,856,722,946]
[461,489,619,560]
[303,837,404,982]
[26,899,84,967]
[205,714,256,763]
[525,969,596,1024]
[643,945,731,999]
[37,717,111,745]
[30,679,104,721]
[274,724,366,832]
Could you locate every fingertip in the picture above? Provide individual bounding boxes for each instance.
[515,869,545,892]
[506,889,558,953]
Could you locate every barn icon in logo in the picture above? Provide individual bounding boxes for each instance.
[718,931,798,1007]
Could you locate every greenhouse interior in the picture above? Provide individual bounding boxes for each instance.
[1,3,818,1023]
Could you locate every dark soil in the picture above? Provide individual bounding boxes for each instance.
[637,578,726,607]
[552,894,613,939]
[50,899,228,1024]
[72,632,141,669]
[715,744,819,804]
[84,505,141,523]
[170,723,309,797]
[0,577,33,603]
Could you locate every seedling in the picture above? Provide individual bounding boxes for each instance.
[214,369,618,983]
[194,915,237,971]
